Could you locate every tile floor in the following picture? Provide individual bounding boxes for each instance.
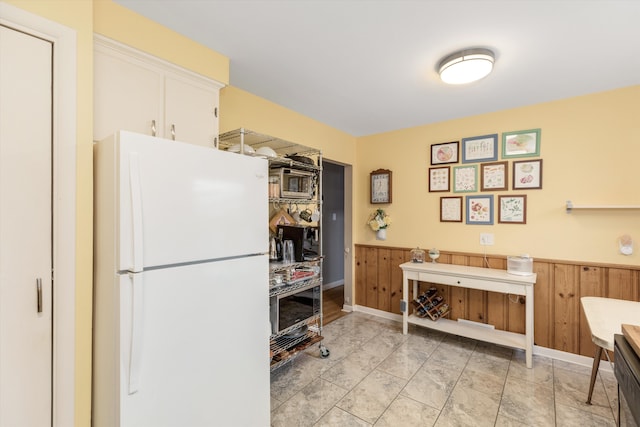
[270,312,618,426]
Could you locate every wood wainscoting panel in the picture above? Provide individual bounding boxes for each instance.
[608,268,636,300]
[365,247,379,308]
[354,246,366,306]
[553,264,580,354]
[390,249,409,314]
[377,249,391,312]
[532,262,552,348]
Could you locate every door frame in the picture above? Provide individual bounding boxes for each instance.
[0,3,77,426]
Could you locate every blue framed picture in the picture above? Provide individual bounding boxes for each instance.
[466,195,494,225]
[462,134,498,163]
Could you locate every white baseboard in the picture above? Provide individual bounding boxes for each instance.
[351,305,613,373]
[353,305,403,322]
[533,345,613,373]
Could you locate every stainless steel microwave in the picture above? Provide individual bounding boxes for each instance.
[270,168,315,199]
[270,282,320,335]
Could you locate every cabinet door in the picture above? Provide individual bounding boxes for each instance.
[164,73,219,147]
[94,48,163,142]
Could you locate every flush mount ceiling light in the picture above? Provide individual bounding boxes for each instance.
[438,48,495,85]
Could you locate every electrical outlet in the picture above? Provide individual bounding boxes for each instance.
[480,233,494,245]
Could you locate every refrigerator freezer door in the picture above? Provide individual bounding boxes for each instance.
[115,255,269,427]
[96,130,268,271]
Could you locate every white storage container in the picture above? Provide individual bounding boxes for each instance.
[507,255,533,276]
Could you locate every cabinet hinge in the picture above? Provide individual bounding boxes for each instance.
[400,300,407,313]
[214,107,218,118]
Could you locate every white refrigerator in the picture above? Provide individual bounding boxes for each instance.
[93,130,270,427]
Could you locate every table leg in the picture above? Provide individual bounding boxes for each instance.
[402,274,408,335]
[586,345,603,405]
[525,286,534,368]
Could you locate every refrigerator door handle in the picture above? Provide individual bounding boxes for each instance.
[128,272,144,394]
[129,152,144,273]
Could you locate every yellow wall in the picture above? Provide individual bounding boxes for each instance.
[220,86,356,164]
[93,0,229,84]
[357,86,640,266]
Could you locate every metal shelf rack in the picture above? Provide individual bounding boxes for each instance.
[220,128,330,371]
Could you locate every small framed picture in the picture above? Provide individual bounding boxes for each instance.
[466,195,494,225]
[429,167,450,192]
[480,161,508,191]
[430,141,459,165]
[499,195,527,224]
[502,128,541,158]
[513,159,543,189]
[440,196,463,222]
[453,165,478,193]
[462,134,498,163]
[370,169,392,204]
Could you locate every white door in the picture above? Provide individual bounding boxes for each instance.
[0,25,53,426]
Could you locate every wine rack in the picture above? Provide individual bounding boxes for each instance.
[412,287,450,321]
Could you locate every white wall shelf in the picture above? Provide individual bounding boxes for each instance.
[566,200,640,213]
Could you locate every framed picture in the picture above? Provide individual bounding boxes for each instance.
[462,134,498,163]
[370,169,392,204]
[480,161,508,191]
[453,165,478,193]
[466,195,494,225]
[430,141,459,165]
[499,195,527,224]
[269,208,295,233]
[513,159,543,189]
[440,196,463,222]
[429,167,450,192]
[502,128,541,158]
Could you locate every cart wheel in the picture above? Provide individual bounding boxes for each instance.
[320,345,330,358]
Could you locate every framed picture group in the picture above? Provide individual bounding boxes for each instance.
[429,128,542,225]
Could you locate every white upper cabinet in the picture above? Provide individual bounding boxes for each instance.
[94,36,224,147]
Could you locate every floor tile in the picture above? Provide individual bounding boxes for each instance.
[374,395,440,426]
[456,367,506,401]
[555,402,617,427]
[497,375,555,425]
[376,342,429,380]
[400,359,462,410]
[321,346,386,389]
[313,407,371,427]
[336,369,407,424]
[271,378,348,427]
[435,385,500,427]
[553,363,614,419]
[507,351,554,387]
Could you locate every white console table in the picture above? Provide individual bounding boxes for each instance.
[400,262,537,368]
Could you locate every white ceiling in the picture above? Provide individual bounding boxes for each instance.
[115,0,640,137]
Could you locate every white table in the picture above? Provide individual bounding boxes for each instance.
[580,296,640,404]
[400,262,537,368]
